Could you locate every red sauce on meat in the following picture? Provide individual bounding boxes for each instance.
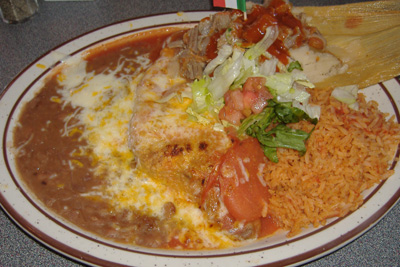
[242,6,278,43]
[207,0,318,64]
[268,39,290,65]
[206,29,226,60]
[243,0,307,64]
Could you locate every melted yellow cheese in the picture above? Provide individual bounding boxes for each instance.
[56,51,238,249]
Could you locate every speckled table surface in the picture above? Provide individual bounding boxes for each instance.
[0,0,399,266]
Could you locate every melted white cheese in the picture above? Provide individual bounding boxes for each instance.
[56,52,237,248]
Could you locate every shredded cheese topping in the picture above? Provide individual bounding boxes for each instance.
[55,52,239,248]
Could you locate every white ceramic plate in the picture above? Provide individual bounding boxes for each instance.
[1,11,400,267]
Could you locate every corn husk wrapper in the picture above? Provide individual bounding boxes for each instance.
[294,0,400,89]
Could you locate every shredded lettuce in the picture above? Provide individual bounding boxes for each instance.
[187,76,224,124]
[230,62,258,90]
[244,26,279,61]
[331,85,359,110]
[265,73,293,96]
[265,70,316,110]
[208,47,244,100]
[204,44,233,76]
[238,99,317,162]
[278,89,310,104]
[267,100,318,125]
[190,77,212,113]
[257,125,311,162]
[225,26,279,90]
[259,57,278,76]
[292,100,321,120]
[287,60,303,72]
[185,19,321,148]
[237,107,274,137]
[186,107,211,125]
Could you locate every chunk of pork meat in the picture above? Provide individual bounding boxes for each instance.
[178,3,328,80]
[179,12,236,80]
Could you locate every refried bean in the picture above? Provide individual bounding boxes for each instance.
[13,30,185,247]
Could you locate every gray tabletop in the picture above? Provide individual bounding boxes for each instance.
[1,0,399,266]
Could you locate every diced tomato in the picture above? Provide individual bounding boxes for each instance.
[219,89,245,125]
[242,76,266,92]
[242,90,258,111]
[242,77,272,114]
[225,89,244,110]
[203,138,270,222]
[219,77,273,125]
[219,105,245,126]
[251,97,269,114]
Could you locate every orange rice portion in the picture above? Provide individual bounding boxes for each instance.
[264,88,400,236]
